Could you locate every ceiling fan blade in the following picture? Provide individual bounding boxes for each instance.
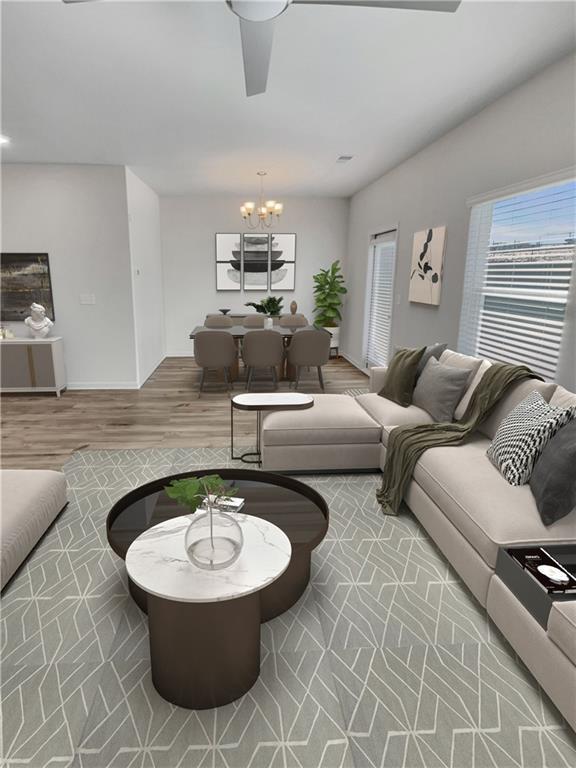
[239,18,275,97]
[292,1,461,11]
[62,1,99,4]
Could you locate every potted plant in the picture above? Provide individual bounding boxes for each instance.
[312,260,347,350]
[245,296,284,327]
[165,474,243,570]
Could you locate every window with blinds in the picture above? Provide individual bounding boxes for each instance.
[364,231,397,368]
[458,179,575,381]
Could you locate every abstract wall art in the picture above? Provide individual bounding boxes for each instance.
[409,226,446,305]
[215,233,241,291]
[0,253,55,321]
[215,233,296,292]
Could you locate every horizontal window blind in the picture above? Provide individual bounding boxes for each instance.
[458,179,575,381]
[365,231,396,368]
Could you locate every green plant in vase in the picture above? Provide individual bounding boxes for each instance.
[165,475,243,570]
[312,260,347,350]
[245,296,284,316]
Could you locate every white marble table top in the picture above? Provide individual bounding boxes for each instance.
[126,515,291,603]
[232,392,314,409]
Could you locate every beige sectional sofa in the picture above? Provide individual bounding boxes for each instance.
[261,349,576,730]
[0,469,67,589]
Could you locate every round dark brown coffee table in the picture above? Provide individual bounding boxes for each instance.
[106,469,328,709]
[108,469,328,619]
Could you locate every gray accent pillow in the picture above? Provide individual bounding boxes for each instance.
[412,357,471,422]
[530,419,576,525]
[417,342,448,376]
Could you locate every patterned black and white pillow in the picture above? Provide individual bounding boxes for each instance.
[487,390,576,486]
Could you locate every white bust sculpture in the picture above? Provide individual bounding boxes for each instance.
[24,302,54,339]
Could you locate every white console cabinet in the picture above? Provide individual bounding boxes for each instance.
[0,337,67,396]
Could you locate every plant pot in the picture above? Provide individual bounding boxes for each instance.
[324,326,340,349]
[264,316,274,329]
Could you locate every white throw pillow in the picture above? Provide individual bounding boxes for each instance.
[487,391,576,486]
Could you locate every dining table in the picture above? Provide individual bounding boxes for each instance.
[188,325,329,382]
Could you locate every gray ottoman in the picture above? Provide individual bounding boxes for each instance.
[1,469,67,589]
[261,394,382,472]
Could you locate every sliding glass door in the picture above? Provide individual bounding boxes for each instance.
[364,230,397,368]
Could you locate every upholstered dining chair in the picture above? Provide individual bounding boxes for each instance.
[242,330,285,390]
[287,328,330,390]
[194,330,237,392]
[279,313,308,327]
[204,314,233,328]
[243,315,265,328]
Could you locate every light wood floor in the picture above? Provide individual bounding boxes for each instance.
[0,356,368,470]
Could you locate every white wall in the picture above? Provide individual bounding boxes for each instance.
[160,196,349,355]
[2,164,138,387]
[125,168,165,385]
[341,53,576,374]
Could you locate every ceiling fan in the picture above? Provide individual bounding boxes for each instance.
[62,0,461,97]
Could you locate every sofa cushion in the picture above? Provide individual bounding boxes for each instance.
[378,347,425,407]
[439,350,482,378]
[1,469,67,589]
[530,420,576,525]
[487,391,575,486]
[548,601,576,665]
[413,357,471,422]
[262,394,381,446]
[454,360,492,421]
[550,385,576,409]
[416,342,448,376]
[411,436,576,569]
[478,379,557,440]
[356,392,434,431]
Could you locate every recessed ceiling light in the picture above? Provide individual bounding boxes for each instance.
[336,155,353,163]
[0,135,11,145]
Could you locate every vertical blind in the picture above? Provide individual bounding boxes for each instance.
[365,231,397,368]
[458,179,575,381]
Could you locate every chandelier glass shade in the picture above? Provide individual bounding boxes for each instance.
[241,172,283,229]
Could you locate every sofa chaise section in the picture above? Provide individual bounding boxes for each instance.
[261,394,382,472]
[1,469,67,589]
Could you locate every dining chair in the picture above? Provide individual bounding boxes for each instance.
[279,313,308,327]
[243,315,265,328]
[242,330,285,390]
[204,315,233,328]
[194,330,237,392]
[287,328,330,390]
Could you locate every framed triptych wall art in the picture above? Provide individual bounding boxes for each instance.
[215,233,296,292]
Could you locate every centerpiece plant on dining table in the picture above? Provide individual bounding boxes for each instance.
[165,475,244,570]
[244,296,284,316]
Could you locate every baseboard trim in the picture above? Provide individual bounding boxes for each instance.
[67,381,140,390]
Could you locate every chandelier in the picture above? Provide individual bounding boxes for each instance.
[240,171,283,230]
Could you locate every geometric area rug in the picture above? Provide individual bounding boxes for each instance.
[1,448,575,768]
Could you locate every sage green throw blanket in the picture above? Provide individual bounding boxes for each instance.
[377,363,542,515]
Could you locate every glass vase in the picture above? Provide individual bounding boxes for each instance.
[184,502,243,570]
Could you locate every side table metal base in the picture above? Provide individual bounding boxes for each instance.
[231,403,262,467]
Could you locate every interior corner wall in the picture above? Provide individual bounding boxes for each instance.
[1,163,138,388]
[341,52,576,370]
[125,168,165,386]
[160,196,349,356]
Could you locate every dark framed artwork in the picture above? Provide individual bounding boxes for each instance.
[0,253,55,321]
[270,233,296,291]
[215,233,241,291]
[242,234,269,291]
